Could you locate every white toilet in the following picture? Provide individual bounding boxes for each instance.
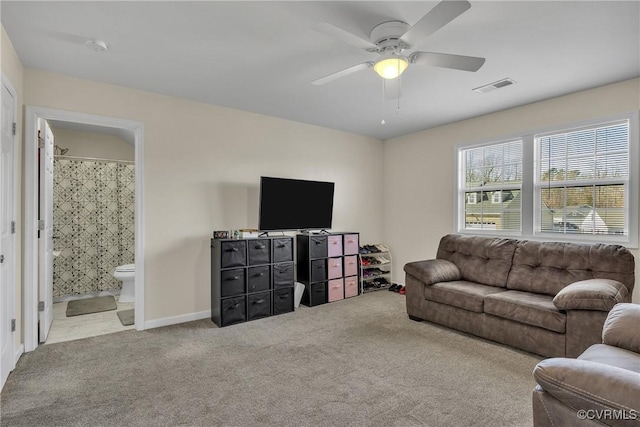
[113,264,135,303]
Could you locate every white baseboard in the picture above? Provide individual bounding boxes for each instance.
[144,310,211,330]
[14,344,24,367]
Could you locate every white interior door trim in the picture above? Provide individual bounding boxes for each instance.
[1,73,18,388]
[24,106,145,352]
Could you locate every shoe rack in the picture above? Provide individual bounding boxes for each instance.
[359,244,392,293]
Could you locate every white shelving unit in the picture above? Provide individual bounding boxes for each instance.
[359,244,392,293]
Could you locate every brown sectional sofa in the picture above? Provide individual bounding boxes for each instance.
[404,234,635,357]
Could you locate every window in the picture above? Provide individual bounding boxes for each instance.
[459,140,522,232]
[491,191,502,204]
[456,113,638,246]
[536,120,629,237]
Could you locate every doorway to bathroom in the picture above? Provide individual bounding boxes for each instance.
[46,122,136,344]
[23,107,144,352]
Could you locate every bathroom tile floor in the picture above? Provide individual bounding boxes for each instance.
[46,300,135,345]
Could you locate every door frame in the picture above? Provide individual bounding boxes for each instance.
[24,106,145,352]
[1,74,18,387]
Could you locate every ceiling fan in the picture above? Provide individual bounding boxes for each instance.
[311,0,485,88]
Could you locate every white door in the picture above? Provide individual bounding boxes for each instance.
[38,119,54,343]
[1,81,16,388]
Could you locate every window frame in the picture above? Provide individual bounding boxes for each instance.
[454,111,639,248]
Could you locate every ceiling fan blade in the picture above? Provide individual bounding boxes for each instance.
[384,78,402,100]
[410,51,485,72]
[400,0,471,47]
[313,22,377,51]
[311,62,372,85]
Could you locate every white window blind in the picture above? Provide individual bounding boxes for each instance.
[535,120,629,237]
[459,140,522,232]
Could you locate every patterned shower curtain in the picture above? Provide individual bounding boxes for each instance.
[53,157,135,298]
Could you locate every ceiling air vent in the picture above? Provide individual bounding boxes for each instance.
[473,78,516,94]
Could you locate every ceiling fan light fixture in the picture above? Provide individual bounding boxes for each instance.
[373,55,408,79]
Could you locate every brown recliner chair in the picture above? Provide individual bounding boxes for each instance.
[532,303,640,426]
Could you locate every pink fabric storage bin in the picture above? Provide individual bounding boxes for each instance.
[344,255,358,277]
[344,276,358,298]
[328,278,344,302]
[328,257,342,279]
[344,234,359,255]
[328,235,343,257]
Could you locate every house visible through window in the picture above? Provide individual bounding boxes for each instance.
[456,113,637,246]
[459,140,522,231]
[536,120,629,237]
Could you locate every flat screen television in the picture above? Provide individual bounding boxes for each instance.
[258,176,335,231]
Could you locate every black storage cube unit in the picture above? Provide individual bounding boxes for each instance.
[212,236,294,327]
[247,266,270,293]
[273,287,294,315]
[220,268,246,297]
[273,238,293,263]
[273,262,294,288]
[248,292,271,320]
[248,239,271,265]
[221,296,246,326]
[297,232,359,307]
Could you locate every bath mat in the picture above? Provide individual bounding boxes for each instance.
[117,309,135,326]
[66,296,117,317]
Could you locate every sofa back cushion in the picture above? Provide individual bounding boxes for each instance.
[507,240,635,297]
[436,234,517,288]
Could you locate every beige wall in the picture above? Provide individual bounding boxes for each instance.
[383,78,640,304]
[50,127,134,161]
[1,26,24,351]
[24,68,384,322]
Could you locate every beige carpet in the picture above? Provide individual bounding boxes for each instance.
[1,291,541,426]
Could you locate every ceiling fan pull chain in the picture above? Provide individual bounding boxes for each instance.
[381,79,386,125]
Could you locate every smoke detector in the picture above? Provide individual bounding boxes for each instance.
[473,78,516,94]
[85,40,109,52]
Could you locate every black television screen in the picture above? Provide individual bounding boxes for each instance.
[259,177,335,231]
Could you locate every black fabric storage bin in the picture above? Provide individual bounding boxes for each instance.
[273,262,294,288]
[309,236,327,259]
[273,287,294,315]
[307,282,326,307]
[247,266,270,293]
[248,239,271,265]
[220,268,245,297]
[221,296,246,326]
[221,241,247,268]
[248,292,271,320]
[273,238,293,263]
[310,259,326,283]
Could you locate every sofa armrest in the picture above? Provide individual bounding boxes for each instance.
[553,279,628,311]
[403,259,461,286]
[533,358,640,424]
[603,303,640,354]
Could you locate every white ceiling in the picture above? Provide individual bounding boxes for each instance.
[2,1,639,140]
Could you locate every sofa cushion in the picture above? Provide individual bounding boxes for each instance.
[507,240,635,297]
[485,290,566,333]
[436,234,517,288]
[579,344,640,374]
[424,280,508,313]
